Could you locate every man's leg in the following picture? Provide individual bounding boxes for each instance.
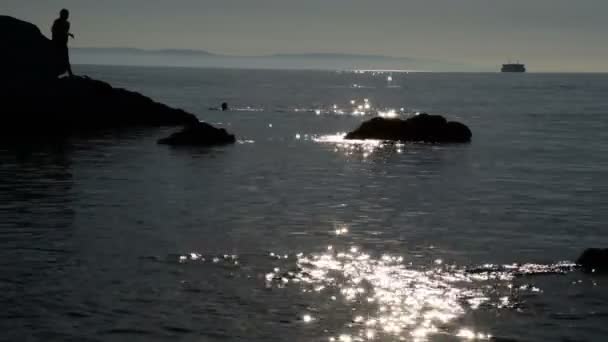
[64,46,74,77]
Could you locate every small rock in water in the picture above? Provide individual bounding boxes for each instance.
[158,122,236,146]
[577,248,608,273]
[345,113,472,143]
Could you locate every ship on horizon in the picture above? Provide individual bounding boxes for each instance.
[501,61,526,73]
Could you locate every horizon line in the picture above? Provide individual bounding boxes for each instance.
[71,62,608,74]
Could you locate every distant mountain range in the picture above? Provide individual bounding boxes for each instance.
[71,47,481,72]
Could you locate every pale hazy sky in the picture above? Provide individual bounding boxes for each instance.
[5,0,608,71]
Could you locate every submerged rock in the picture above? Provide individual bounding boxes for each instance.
[577,248,608,273]
[158,122,236,146]
[345,114,472,143]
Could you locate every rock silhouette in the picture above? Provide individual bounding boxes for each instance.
[577,248,608,273]
[0,15,63,83]
[345,114,472,143]
[4,76,199,132]
[0,16,235,145]
[158,122,236,146]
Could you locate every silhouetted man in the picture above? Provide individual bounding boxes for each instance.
[52,9,74,77]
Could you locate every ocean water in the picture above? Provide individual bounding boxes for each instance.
[1,65,608,341]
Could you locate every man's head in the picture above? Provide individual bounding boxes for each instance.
[60,9,69,20]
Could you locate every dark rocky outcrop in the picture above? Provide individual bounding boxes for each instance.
[3,76,199,133]
[0,15,63,83]
[345,114,472,143]
[577,248,608,273]
[158,122,236,146]
[0,16,235,144]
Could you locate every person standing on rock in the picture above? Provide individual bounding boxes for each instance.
[52,9,75,77]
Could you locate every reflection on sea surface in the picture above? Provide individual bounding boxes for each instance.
[261,227,579,341]
[291,98,408,117]
[312,133,404,159]
[266,247,492,340]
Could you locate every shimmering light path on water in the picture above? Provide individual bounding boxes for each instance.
[263,227,581,341]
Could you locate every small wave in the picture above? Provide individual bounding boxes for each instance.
[232,106,264,112]
[162,325,194,334]
[466,262,577,278]
[350,84,375,89]
[208,106,264,112]
[143,253,240,267]
[101,328,155,336]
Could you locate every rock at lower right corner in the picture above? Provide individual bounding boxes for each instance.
[577,248,608,273]
[345,113,472,143]
[157,121,236,146]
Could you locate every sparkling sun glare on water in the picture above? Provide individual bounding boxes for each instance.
[264,227,502,341]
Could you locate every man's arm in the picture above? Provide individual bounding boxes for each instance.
[67,22,75,39]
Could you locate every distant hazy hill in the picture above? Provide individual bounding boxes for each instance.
[73,47,217,56]
[271,53,415,61]
[71,47,478,72]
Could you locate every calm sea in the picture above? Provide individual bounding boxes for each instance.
[1,65,607,341]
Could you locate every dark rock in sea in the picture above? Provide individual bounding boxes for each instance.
[0,16,233,139]
[345,114,472,143]
[158,122,236,146]
[577,248,608,273]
